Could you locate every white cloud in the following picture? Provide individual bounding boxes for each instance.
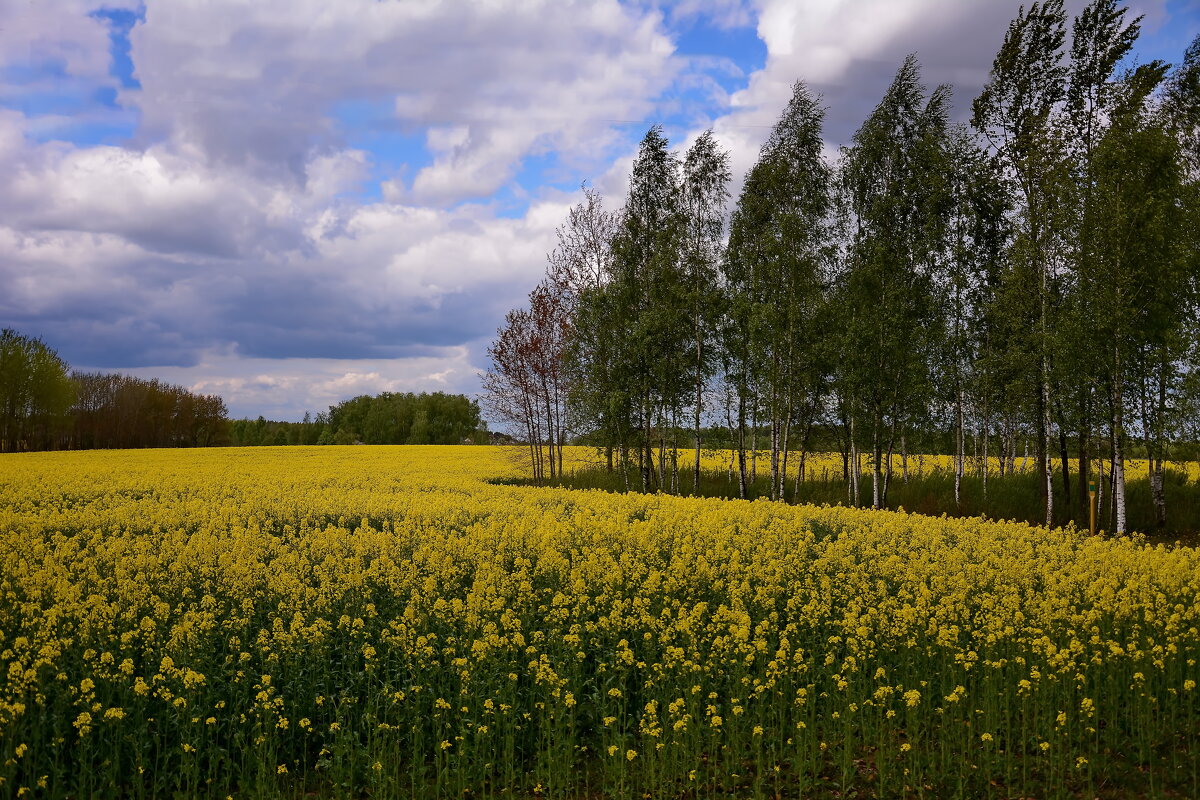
[0,0,132,82]
[126,0,679,204]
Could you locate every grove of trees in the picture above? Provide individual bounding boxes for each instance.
[320,391,485,446]
[1,328,228,451]
[485,1,1200,533]
[2,329,488,451]
[72,371,228,449]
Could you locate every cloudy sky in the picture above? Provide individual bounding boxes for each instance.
[2,0,1197,421]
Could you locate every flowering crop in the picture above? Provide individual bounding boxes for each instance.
[1,446,1197,798]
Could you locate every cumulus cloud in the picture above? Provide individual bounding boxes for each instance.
[0,0,130,82]
[127,0,678,203]
[0,0,659,401]
[694,0,1173,203]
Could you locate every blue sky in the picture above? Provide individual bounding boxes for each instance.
[0,0,1196,420]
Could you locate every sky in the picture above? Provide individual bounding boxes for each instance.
[1,0,1197,422]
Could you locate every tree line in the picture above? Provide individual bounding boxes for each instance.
[1,328,229,451]
[484,1,1200,533]
[230,392,486,447]
[2,328,489,451]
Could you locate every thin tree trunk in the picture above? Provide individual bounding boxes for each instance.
[671,422,679,495]
[849,415,859,507]
[642,390,653,492]
[1153,366,1167,529]
[1039,377,1054,527]
[620,442,630,492]
[779,409,792,502]
[871,420,882,510]
[883,418,896,508]
[546,393,557,480]
[1055,398,1071,519]
[750,402,758,484]
[662,422,672,491]
[955,388,964,508]
[694,301,704,495]
[1146,359,1167,529]
[725,396,735,486]
[770,405,781,501]
[737,392,748,500]
[981,410,989,502]
[1113,348,1126,535]
[1077,391,1090,529]
[694,376,702,494]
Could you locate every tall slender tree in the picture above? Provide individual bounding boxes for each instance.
[973,0,1069,525]
[725,81,834,501]
[839,56,950,509]
[1057,0,1145,522]
[548,186,618,469]
[605,126,684,490]
[1086,61,1182,532]
[680,130,731,493]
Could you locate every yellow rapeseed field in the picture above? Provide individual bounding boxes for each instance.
[1,445,1197,798]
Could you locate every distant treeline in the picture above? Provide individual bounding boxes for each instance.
[72,372,228,449]
[229,392,487,447]
[2,327,487,452]
[1,328,228,452]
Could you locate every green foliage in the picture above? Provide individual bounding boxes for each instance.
[0,328,77,451]
[836,56,951,507]
[73,371,229,449]
[326,392,482,445]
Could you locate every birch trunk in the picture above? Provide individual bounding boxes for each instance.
[954,388,964,508]
[736,393,748,500]
[871,422,882,510]
[1112,350,1126,534]
[750,402,758,484]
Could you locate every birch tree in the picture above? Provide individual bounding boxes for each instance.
[725,81,834,501]
[839,56,950,509]
[680,130,731,493]
[973,0,1068,526]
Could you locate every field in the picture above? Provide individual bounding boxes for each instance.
[1,446,1199,798]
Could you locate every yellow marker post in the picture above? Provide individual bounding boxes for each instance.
[1088,481,1097,535]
